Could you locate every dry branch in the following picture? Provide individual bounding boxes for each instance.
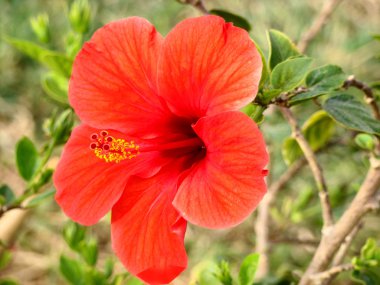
[280,107,334,229]
[298,0,344,53]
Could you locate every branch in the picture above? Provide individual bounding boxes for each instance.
[298,0,344,53]
[332,223,362,267]
[299,163,380,285]
[280,107,334,229]
[344,75,380,120]
[177,0,208,14]
[310,263,354,284]
[255,159,306,278]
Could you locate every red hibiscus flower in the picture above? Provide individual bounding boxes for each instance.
[54,15,268,285]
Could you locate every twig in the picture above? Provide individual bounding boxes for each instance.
[331,223,362,267]
[270,237,319,247]
[280,107,334,230]
[298,0,344,53]
[310,263,354,284]
[177,0,208,14]
[255,159,306,278]
[344,75,380,120]
[299,163,380,285]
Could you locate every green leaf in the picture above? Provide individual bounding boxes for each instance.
[210,9,251,31]
[0,280,19,285]
[355,134,375,151]
[41,73,69,104]
[15,137,39,181]
[239,253,260,285]
[80,238,98,266]
[268,29,300,70]
[282,137,302,166]
[26,188,55,208]
[190,261,221,285]
[4,37,72,78]
[0,185,15,206]
[253,39,269,89]
[0,251,12,271]
[305,64,346,90]
[63,222,87,250]
[216,261,233,285]
[104,258,114,279]
[271,57,313,92]
[323,94,380,135]
[282,110,335,165]
[59,255,85,285]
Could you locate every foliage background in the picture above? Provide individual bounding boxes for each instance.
[0,0,380,284]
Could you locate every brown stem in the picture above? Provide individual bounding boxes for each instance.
[255,159,306,278]
[343,75,380,120]
[298,0,344,53]
[280,107,334,229]
[310,263,354,284]
[178,0,208,14]
[299,164,380,285]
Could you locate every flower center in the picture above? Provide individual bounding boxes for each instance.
[89,130,139,163]
[89,130,204,163]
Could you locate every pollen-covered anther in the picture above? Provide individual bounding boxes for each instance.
[89,131,139,163]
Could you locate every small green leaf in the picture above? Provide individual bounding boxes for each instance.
[63,222,87,250]
[26,188,55,208]
[124,277,144,285]
[271,57,313,92]
[323,94,380,135]
[0,280,19,285]
[239,253,260,285]
[282,137,302,165]
[268,29,300,70]
[355,134,375,151]
[305,64,346,90]
[4,37,72,78]
[41,73,69,104]
[59,255,85,285]
[0,251,12,271]
[282,110,335,164]
[80,238,98,266]
[252,39,269,89]
[210,9,251,31]
[104,258,114,279]
[190,261,221,285]
[15,137,39,181]
[0,185,15,206]
[216,261,233,285]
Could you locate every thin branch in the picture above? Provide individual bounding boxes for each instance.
[270,237,319,247]
[300,163,380,285]
[310,263,354,284]
[344,75,380,120]
[255,159,306,278]
[177,0,208,14]
[298,0,344,53]
[332,223,362,267]
[280,107,334,229]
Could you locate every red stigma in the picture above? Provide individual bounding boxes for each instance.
[103,144,110,151]
[105,136,113,142]
[89,142,98,150]
[91,133,98,140]
[101,130,108,137]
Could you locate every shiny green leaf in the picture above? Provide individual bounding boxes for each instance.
[210,9,251,31]
[268,29,300,70]
[0,185,15,206]
[59,255,85,285]
[15,137,39,181]
[323,94,380,135]
[239,253,259,285]
[41,73,69,104]
[271,57,313,92]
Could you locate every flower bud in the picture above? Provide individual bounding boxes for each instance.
[30,13,50,43]
[68,0,91,34]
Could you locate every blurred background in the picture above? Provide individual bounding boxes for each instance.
[0,0,380,284]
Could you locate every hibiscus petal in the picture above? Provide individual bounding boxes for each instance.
[111,165,187,285]
[69,17,171,137]
[158,15,262,119]
[54,125,164,226]
[173,112,268,229]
